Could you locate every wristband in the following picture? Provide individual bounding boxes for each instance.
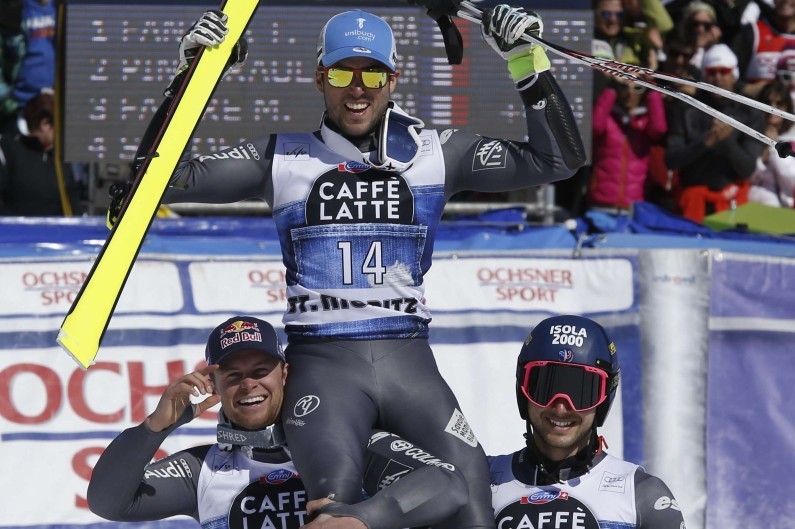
[507,46,551,83]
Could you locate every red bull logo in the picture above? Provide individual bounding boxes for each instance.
[220,320,260,337]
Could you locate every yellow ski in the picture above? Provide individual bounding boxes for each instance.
[58,0,260,368]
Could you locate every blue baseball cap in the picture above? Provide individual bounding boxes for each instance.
[317,10,397,71]
[205,316,285,366]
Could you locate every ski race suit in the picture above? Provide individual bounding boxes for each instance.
[87,410,469,529]
[487,447,687,529]
[157,70,586,529]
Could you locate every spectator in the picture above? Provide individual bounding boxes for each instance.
[0,91,83,215]
[0,0,24,133]
[665,0,757,45]
[659,28,700,94]
[621,0,675,58]
[680,1,722,70]
[13,0,56,113]
[645,30,698,212]
[774,47,795,103]
[749,80,795,207]
[582,0,672,217]
[592,0,669,72]
[733,0,795,98]
[622,0,675,33]
[588,78,667,213]
[665,44,766,223]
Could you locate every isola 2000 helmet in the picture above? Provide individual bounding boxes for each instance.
[516,314,620,427]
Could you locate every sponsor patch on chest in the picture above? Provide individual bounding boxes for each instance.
[305,168,414,225]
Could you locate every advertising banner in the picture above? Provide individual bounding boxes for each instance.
[706,254,795,529]
[0,250,640,527]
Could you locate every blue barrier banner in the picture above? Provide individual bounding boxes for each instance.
[0,218,641,527]
[5,217,794,529]
[707,255,795,529]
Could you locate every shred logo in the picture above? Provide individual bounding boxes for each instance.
[496,493,599,529]
[229,477,308,529]
[472,139,508,171]
[293,395,320,417]
[284,142,309,160]
[218,428,250,444]
[305,169,414,225]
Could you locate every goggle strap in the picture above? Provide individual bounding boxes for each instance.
[371,105,424,171]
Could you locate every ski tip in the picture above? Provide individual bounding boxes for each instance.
[57,329,97,370]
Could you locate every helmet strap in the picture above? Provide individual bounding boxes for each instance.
[596,435,608,456]
[521,427,603,485]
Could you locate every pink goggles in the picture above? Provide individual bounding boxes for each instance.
[521,360,609,412]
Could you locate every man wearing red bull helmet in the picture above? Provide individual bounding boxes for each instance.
[490,314,686,528]
[87,316,468,529]
[114,4,587,528]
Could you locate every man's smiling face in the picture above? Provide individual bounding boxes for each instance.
[316,56,397,140]
[214,349,287,430]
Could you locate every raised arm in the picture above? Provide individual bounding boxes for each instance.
[444,5,586,198]
[87,365,221,521]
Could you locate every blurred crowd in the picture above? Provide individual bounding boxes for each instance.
[1,0,84,216]
[574,0,795,224]
[2,0,795,225]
